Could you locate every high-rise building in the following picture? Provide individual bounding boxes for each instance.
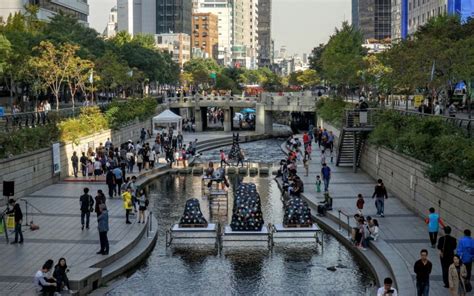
[257,0,271,68]
[104,6,118,38]
[0,0,89,24]
[231,0,245,67]
[117,0,156,35]
[242,0,259,69]
[407,0,446,36]
[448,0,474,23]
[352,0,391,41]
[155,33,191,67]
[156,0,192,35]
[192,12,218,59]
[194,0,232,65]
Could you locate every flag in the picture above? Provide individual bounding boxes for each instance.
[430,61,435,82]
[89,69,93,84]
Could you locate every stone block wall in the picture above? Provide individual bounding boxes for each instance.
[0,119,152,201]
[360,145,474,237]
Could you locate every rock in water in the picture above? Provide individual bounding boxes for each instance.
[179,198,208,227]
[326,266,337,272]
[230,183,265,231]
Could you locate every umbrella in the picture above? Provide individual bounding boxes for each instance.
[241,108,256,113]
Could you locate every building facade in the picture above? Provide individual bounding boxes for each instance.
[352,0,392,41]
[407,0,446,35]
[257,0,272,68]
[155,33,191,67]
[192,12,218,59]
[104,6,118,38]
[117,0,156,35]
[194,0,232,64]
[156,0,192,35]
[242,0,259,69]
[0,0,89,24]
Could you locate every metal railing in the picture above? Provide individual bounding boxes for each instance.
[343,109,377,128]
[338,210,351,238]
[0,102,110,132]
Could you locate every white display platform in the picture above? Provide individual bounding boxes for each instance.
[170,223,218,245]
[222,225,270,247]
[272,223,321,243]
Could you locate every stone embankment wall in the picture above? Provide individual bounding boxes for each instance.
[0,119,152,200]
[360,145,473,237]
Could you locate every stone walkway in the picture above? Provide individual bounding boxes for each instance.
[290,135,451,295]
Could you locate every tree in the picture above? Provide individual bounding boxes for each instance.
[29,41,78,110]
[95,50,130,96]
[183,58,220,87]
[309,43,325,74]
[65,55,94,108]
[297,69,320,88]
[358,54,393,95]
[0,34,11,74]
[321,22,365,95]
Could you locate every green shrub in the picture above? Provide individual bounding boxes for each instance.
[369,110,474,185]
[0,124,59,158]
[105,97,157,129]
[315,97,350,128]
[58,106,109,144]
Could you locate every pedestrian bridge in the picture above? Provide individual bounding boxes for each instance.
[165,93,318,133]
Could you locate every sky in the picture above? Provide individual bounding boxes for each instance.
[88,0,351,57]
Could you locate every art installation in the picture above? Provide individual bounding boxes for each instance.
[230,183,265,231]
[179,198,208,227]
[283,196,312,227]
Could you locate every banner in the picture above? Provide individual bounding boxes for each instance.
[414,95,424,108]
[52,143,61,175]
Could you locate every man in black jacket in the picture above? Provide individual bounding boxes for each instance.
[79,188,94,230]
[105,169,116,198]
[437,226,457,288]
[7,199,23,244]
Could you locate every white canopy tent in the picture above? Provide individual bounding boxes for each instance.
[152,109,183,134]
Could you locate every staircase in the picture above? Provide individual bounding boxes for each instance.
[336,109,374,170]
[336,130,367,168]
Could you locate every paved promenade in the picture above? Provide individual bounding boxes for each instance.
[289,135,451,295]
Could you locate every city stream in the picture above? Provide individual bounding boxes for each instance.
[105,139,376,295]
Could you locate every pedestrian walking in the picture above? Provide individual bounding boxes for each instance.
[425,207,446,248]
[438,226,458,288]
[122,188,133,224]
[97,204,109,255]
[6,198,23,244]
[137,189,148,224]
[414,249,432,296]
[71,151,79,178]
[53,258,70,292]
[105,169,116,198]
[94,190,106,217]
[456,229,473,281]
[303,158,309,177]
[34,259,56,296]
[321,163,331,192]
[220,149,230,167]
[449,255,469,295]
[80,152,87,177]
[113,166,123,194]
[372,179,388,217]
[129,176,138,213]
[377,277,398,296]
[356,194,365,215]
[315,175,322,193]
[79,188,94,230]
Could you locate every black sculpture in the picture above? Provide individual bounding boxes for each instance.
[230,183,265,231]
[179,198,208,227]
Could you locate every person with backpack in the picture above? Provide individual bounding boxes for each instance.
[456,229,473,281]
[372,179,388,217]
[79,188,94,230]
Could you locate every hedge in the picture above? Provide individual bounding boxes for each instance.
[0,97,158,158]
[315,97,351,128]
[369,110,474,185]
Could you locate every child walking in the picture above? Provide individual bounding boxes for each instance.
[315,175,322,193]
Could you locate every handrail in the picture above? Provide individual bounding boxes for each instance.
[338,210,351,238]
